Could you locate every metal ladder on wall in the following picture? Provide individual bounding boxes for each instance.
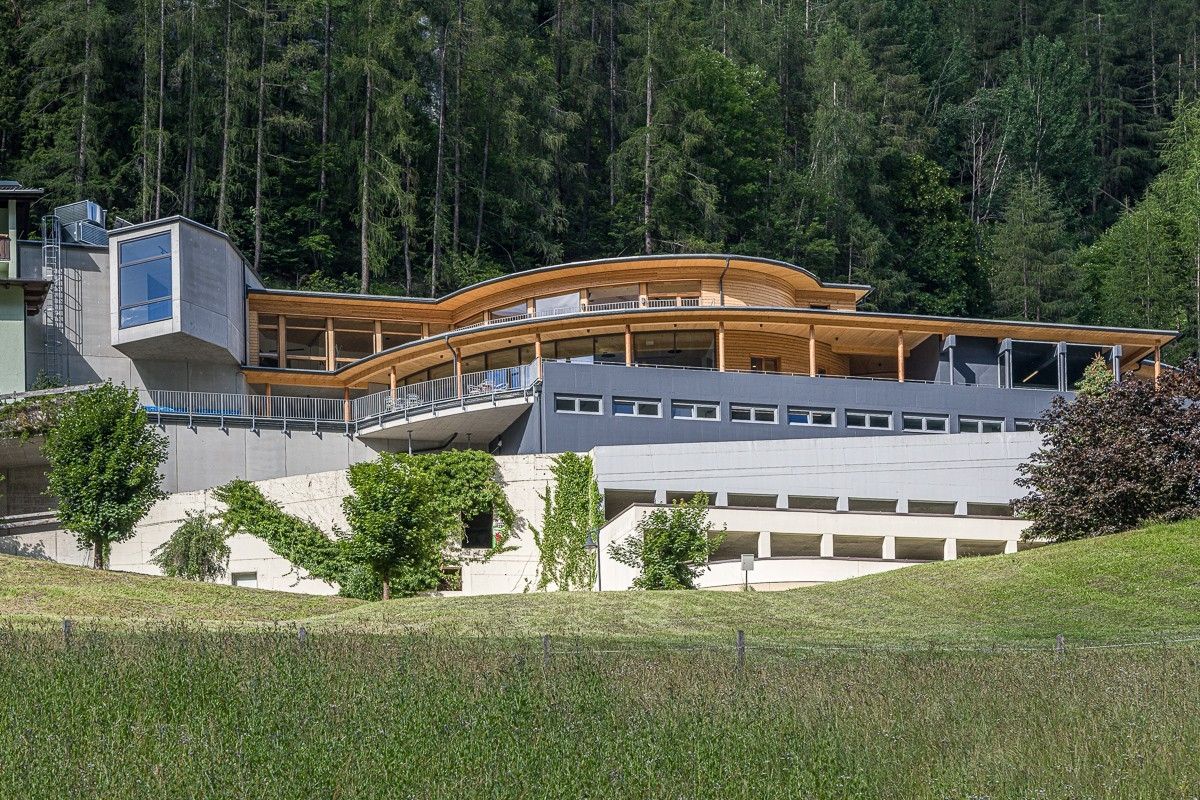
[40,214,66,385]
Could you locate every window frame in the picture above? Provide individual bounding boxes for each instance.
[554,394,602,415]
[787,406,835,427]
[959,416,1004,434]
[612,397,662,418]
[117,231,173,329]
[729,403,778,424]
[670,400,720,421]
[901,413,949,433]
[846,410,892,430]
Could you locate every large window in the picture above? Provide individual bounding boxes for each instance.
[588,284,640,308]
[613,398,661,417]
[118,232,172,328]
[286,317,327,370]
[634,330,715,369]
[333,319,374,365]
[555,394,601,414]
[1065,344,1113,390]
[730,404,777,424]
[257,314,279,367]
[1010,341,1059,390]
[787,407,834,426]
[535,291,581,317]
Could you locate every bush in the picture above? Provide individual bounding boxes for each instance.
[608,493,725,589]
[1016,359,1200,540]
[150,511,231,581]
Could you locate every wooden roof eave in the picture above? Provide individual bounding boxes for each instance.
[241,306,1178,389]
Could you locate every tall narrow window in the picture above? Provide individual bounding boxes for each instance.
[118,232,172,328]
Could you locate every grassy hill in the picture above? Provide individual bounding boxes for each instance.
[319,520,1200,647]
[3,519,1200,646]
[0,553,361,624]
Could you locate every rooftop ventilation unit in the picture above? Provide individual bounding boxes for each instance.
[53,200,108,246]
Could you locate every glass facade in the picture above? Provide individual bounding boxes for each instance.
[633,331,715,368]
[118,232,172,328]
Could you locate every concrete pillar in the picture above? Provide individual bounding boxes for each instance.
[896,498,909,514]
[819,533,833,558]
[882,535,896,560]
[1004,540,1018,555]
[836,496,849,513]
[715,491,728,507]
[653,488,666,505]
[943,538,957,561]
[757,531,771,559]
[954,500,967,516]
[775,494,788,509]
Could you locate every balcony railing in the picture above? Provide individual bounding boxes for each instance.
[145,362,541,432]
[450,297,720,332]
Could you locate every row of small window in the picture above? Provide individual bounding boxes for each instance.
[555,394,1035,432]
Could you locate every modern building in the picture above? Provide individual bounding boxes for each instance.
[0,195,1180,593]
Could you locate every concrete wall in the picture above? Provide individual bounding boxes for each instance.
[0,285,25,393]
[507,361,1061,454]
[597,504,1030,591]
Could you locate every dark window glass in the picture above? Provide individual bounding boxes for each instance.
[118,231,173,328]
[463,512,494,548]
[634,331,715,368]
[1065,344,1111,390]
[1010,341,1059,390]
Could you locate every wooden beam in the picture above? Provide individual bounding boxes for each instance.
[717,322,726,372]
[1155,345,1162,386]
[373,320,382,353]
[342,387,351,422]
[897,330,905,383]
[624,325,632,367]
[325,318,335,371]
[808,325,816,377]
[389,366,397,402]
[278,316,287,370]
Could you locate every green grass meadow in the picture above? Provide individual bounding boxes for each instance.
[3,521,1200,797]
[2,627,1198,799]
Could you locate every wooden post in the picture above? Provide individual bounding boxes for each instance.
[1154,345,1162,386]
[325,318,335,371]
[897,330,906,383]
[420,322,430,339]
[343,387,351,422]
[373,320,382,353]
[624,325,632,366]
[808,325,816,377]
[717,322,726,372]
[278,316,288,369]
[453,348,463,397]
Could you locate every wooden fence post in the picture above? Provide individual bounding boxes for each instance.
[542,634,551,666]
[62,618,73,646]
[736,630,746,671]
[1055,633,1065,655]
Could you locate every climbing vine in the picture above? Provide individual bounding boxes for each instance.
[214,450,518,600]
[532,452,603,591]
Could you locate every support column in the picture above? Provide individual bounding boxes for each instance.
[1003,540,1018,555]
[343,387,351,422]
[1154,345,1162,387]
[326,318,335,371]
[653,488,667,505]
[775,494,788,509]
[278,317,288,370]
[757,531,772,560]
[882,536,896,560]
[624,325,632,367]
[819,533,833,558]
[453,348,463,397]
[808,325,817,377]
[373,320,383,353]
[388,367,397,403]
[897,330,905,382]
[717,322,726,372]
[534,335,543,379]
[943,538,957,561]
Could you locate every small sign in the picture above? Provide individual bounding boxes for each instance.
[740,553,755,571]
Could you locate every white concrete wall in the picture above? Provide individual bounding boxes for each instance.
[596,504,1030,591]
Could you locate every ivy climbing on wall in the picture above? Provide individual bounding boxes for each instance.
[532,452,604,591]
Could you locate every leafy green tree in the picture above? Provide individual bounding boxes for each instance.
[150,511,231,581]
[43,383,168,569]
[343,453,451,599]
[532,452,603,591]
[988,175,1076,322]
[1015,360,1200,541]
[608,493,725,590]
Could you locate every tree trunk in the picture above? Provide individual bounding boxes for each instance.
[403,156,413,294]
[93,541,104,570]
[140,0,152,220]
[317,0,331,218]
[451,0,464,258]
[153,0,166,218]
[473,126,488,256]
[216,0,233,231]
[183,0,198,216]
[360,9,373,294]
[253,0,268,273]
[430,24,448,296]
[607,0,617,208]
[641,11,653,256]
[381,576,390,601]
[76,0,92,196]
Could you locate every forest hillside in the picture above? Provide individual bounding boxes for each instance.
[3,0,1199,358]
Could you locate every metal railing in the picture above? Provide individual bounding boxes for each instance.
[450,297,719,332]
[146,362,541,433]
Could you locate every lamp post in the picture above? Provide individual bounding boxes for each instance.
[584,528,601,591]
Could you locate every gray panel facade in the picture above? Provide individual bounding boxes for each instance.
[500,360,1065,454]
